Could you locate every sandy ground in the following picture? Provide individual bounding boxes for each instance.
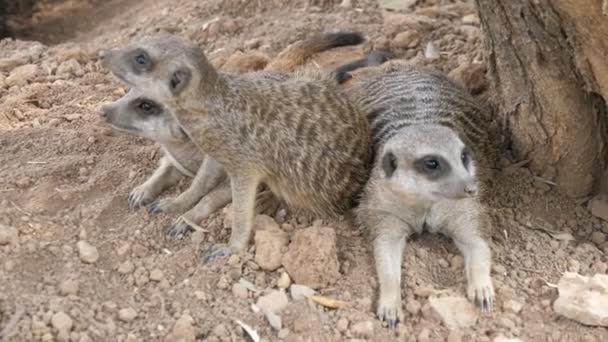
[1,0,607,341]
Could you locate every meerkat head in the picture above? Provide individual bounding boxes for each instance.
[99,88,188,143]
[378,124,477,204]
[98,33,215,104]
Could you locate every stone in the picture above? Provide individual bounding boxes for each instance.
[277,272,291,289]
[391,31,420,49]
[591,231,606,246]
[553,272,608,326]
[278,328,289,339]
[448,63,487,94]
[5,64,39,87]
[290,284,315,301]
[256,290,289,314]
[118,261,135,274]
[424,42,440,60]
[0,224,18,245]
[57,59,84,77]
[282,226,340,289]
[59,279,79,296]
[503,299,524,314]
[264,309,282,330]
[165,314,196,342]
[350,321,374,338]
[77,241,99,264]
[462,14,480,25]
[63,114,82,122]
[405,299,421,315]
[429,296,478,329]
[51,312,73,334]
[150,269,164,281]
[118,308,138,322]
[588,195,608,221]
[336,317,349,332]
[254,217,289,271]
[232,283,249,299]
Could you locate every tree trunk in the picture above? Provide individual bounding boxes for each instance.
[475,0,608,198]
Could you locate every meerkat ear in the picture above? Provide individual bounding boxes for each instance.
[382,151,398,177]
[169,68,192,95]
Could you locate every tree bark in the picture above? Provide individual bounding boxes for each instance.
[475,0,608,198]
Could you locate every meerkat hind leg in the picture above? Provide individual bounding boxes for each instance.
[428,198,494,310]
[374,216,410,330]
[128,156,183,208]
[167,179,232,239]
[201,173,260,263]
[148,156,226,214]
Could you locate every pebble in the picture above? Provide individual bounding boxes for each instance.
[165,314,196,342]
[63,114,82,122]
[277,272,291,289]
[290,284,315,301]
[493,264,507,275]
[390,31,420,49]
[503,299,524,314]
[424,42,440,60]
[462,14,480,25]
[350,321,374,339]
[264,309,282,330]
[51,312,73,334]
[59,279,79,296]
[232,283,249,299]
[57,59,84,77]
[254,223,289,271]
[5,64,39,87]
[118,260,135,274]
[553,272,608,326]
[405,299,421,315]
[77,240,99,264]
[429,296,478,329]
[150,269,164,281]
[257,290,289,313]
[212,324,230,338]
[588,195,608,221]
[336,317,349,332]
[591,231,606,245]
[282,226,340,289]
[0,224,18,245]
[278,328,290,339]
[118,308,138,322]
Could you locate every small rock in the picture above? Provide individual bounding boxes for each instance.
[391,31,420,49]
[118,261,135,274]
[212,323,229,338]
[277,272,291,289]
[57,59,84,77]
[77,241,99,264]
[448,63,487,94]
[118,308,138,322]
[150,269,164,282]
[336,317,349,332]
[264,309,282,330]
[350,321,374,338]
[553,272,608,326]
[63,114,82,122]
[589,195,608,221]
[232,283,249,299]
[429,296,478,329]
[0,224,18,245]
[282,226,340,289]
[424,42,440,60]
[462,14,480,25]
[257,290,289,314]
[59,279,79,296]
[591,231,606,246]
[503,299,524,314]
[5,64,39,87]
[290,284,315,301]
[254,217,289,271]
[405,299,421,315]
[165,314,196,342]
[278,328,289,339]
[51,312,73,334]
[244,38,262,49]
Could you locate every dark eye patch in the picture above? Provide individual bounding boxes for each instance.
[413,154,451,180]
[129,49,152,73]
[132,98,161,116]
[382,151,398,177]
[461,146,473,169]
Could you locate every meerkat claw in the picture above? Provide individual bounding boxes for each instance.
[166,217,194,239]
[128,187,152,209]
[201,243,231,264]
[146,201,162,214]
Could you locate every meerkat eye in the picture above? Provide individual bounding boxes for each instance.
[135,99,158,115]
[424,158,440,170]
[381,151,397,177]
[134,54,148,65]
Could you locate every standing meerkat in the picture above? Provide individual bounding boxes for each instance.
[98,33,371,261]
[346,59,496,328]
[99,32,366,238]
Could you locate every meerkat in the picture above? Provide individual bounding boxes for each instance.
[346,59,496,328]
[99,31,366,238]
[98,33,370,261]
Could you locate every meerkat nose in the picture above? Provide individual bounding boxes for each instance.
[99,105,110,118]
[464,183,477,196]
[97,49,109,60]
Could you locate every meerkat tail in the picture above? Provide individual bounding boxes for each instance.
[333,50,395,84]
[265,31,365,73]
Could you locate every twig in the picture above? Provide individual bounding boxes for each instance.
[1,304,24,341]
[26,161,47,164]
[9,201,29,216]
[534,176,557,186]
[179,216,209,233]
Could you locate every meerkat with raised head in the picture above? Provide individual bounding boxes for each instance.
[99,31,366,238]
[347,59,496,328]
[98,33,371,261]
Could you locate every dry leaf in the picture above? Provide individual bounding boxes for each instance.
[310,295,348,309]
[549,232,575,241]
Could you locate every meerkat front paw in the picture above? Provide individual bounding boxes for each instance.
[128,185,156,208]
[146,198,183,214]
[166,216,194,239]
[467,274,494,311]
[376,292,404,330]
[200,243,232,264]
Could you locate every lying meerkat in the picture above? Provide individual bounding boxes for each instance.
[346,58,496,328]
[99,31,366,238]
[99,33,370,262]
